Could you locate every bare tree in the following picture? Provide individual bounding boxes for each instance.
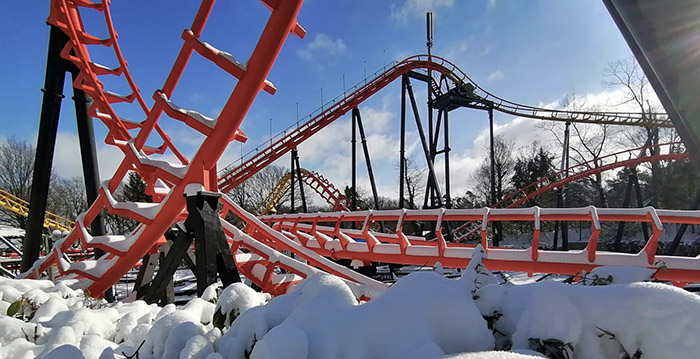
[603,57,680,205]
[401,156,426,209]
[470,135,515,205]
[230,165,315,214]
[49,177,88,220]
[539,93,615,207]
[0,137,37,228]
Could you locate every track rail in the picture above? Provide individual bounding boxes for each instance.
[0,189,73,232]
[24,0,306,296]
[452,142,688,241]
[260,206,700,285]
[217,55,671,192]
[256,169,349,215]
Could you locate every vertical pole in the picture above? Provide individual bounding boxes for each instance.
[352,110,357,213]
[632,172,649,240]
[72,69,114,301]
[399,75,407,209]
[294,154,307,213]
[290,149,296,213]
[613,169,636,251]
[355,108,380,211]
[562,122,570,250]
[22,26,70,272]
[407,77,442,205]
[426,11,434,209]
[488,104,500,246]
[444,109,451,208]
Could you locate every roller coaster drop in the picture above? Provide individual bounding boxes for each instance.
[18,0,700,300]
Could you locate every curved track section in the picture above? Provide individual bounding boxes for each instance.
[260,206,700,285]
[0,189,73,232]
[257,169,349,215]
[218,55,671,192]
[452,142,689,241]
[25,0,306,296]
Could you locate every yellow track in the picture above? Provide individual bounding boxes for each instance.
[257,170,305,216]
[0,189,74,232]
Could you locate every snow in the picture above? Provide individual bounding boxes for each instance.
[0,225,24,238]
[583,266,655,284]
[1,250,699,358]
[218,272,494,358]
[442,350,546,358]
[214,283,270,328]
[473,281,700,358]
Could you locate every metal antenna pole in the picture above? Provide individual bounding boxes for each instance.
[426,12,433,59]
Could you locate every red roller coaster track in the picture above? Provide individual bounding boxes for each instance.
[217,55,671,193]
[25,0,307,296]
[23,1,700,297]
[256,169,350,216]
[453,142,689,241]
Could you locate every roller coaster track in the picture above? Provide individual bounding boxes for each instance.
[217,55,671,193]
[452,142,689,241]
[23,0,306,296]
[256,169,349,216]
[0,189,73,232]
[23,2,699,297]
[259,204,700,285]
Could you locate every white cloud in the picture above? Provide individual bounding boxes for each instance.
[297,33,347,61]
[53,131,124,181]
[488,70,504,81]
[444,37,470,61]
[488,0,497,9]
[391,0,454,22]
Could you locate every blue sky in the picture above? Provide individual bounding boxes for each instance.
[0,1,638,203]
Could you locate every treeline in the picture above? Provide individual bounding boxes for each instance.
[0,137,89,229]
[0,137,152,236]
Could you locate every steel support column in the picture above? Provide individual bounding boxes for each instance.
[406,77,443,207]
[293,150,307,213]
[632,174,649,240]
[488,105,501,246]
[443,109,451,208]
[554,121,570,250]
[399,75,407,209]
[290,150,295,213]
[352,112,357,212]
[354,108,380,211]
[23,26,70,273]
[71,70,114,302]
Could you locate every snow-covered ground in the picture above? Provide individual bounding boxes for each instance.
[0,247,698,359]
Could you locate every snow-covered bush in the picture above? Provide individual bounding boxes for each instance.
[212,282,270,330]
[217,271,495,359]
[580,266,655,286]
[473,280,700,358]
[0,253,697,358]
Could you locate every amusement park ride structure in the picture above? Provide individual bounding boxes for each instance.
[10,0,700,301]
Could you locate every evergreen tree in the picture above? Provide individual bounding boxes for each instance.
[122,172,152,203]
[511,144,557,207]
